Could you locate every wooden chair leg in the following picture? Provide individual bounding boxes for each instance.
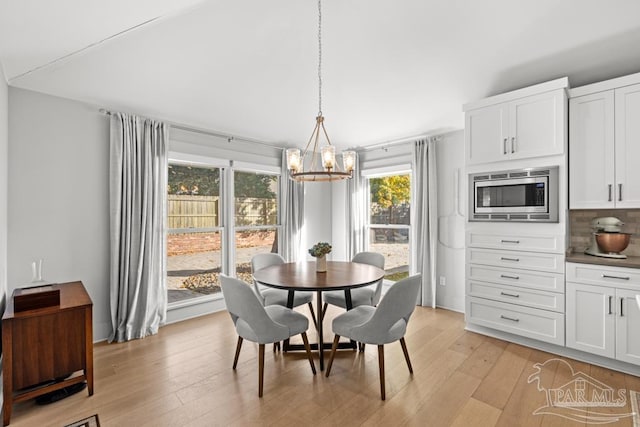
[400,337,413,374]
[307,302,319,330]
[378,344,385,400]
[273,341,280,352]
[258,344,265,397]
[233,336,243,369]
[321,302,328,321]
[325,335,341,377]
[301,332,317,375]
[359,343,366,352]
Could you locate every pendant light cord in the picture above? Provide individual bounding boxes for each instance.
[318,0,323,116]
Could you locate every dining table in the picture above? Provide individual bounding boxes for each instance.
[252,260,385,370]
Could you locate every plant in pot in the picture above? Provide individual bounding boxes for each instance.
[309,242,332,272]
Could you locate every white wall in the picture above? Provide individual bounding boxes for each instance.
[435,130,465,312]
[8,87,112,340]
[0,64,8,313]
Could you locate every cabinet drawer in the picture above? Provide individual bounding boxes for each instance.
[467,231,564,254]
[467,280,565,313]
[467,264,564,293]
[566,262,640,287]
[466,296,565,346]
[467,248,564,274]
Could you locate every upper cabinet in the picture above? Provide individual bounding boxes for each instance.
[569,77,640,209]
[464,78,568,166]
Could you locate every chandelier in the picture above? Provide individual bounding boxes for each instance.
[286,0,355,182]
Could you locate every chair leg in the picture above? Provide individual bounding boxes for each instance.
[258,344,265,397]
[321,302,328,321]
[273,341,280,352]
[378,345,386,400]
[301,332,317,375]
[307,302,319,330]
[359,343,366,352]
[325,334,341,377]
[400,337,413,374]
[233,336,243,369]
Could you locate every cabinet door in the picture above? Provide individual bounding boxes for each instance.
[569,91,615,209]
[566,282,615,358]
[509,90,566,161]
[615,289,640,365]
[465,103,507,165]
[615,83,640,208]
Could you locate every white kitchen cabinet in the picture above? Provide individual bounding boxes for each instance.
[568,91,615,209]
[614,84,640,208]
[569,82,640,208]
[465,89,566,165]
[566,263,640,365]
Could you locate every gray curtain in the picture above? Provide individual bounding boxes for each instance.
[412,138,438,307]
[346,152,366,259]
[109,113,168,342]
[281,150,304,262]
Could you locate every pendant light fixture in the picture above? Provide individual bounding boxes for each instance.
[286,0,355,182]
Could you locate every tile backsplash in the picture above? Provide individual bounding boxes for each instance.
[569,209,640,256]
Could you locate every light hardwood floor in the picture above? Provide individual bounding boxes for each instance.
[8,305,640,426]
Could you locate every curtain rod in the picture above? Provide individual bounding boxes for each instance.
[356,133,440,152]
[99,108,284,150]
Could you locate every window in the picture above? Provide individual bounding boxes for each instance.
[366,172,411,282]
[234,170,280,284]
[167,163,224,304]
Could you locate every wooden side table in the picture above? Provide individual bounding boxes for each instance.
[2,281,93,426]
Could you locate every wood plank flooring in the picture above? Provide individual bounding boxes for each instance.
[8,305,640,426]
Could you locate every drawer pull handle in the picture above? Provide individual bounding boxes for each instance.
[608,184,612,202]
[602,274,630,281]
[500,257,520,262]
[503,138,507,155]
[619,183,623,202]
[511,137,516,153]
[500,239,520,244]
[609,295,613,315]
[500,315,520,322]
[500,274,520,280]
[620,297,624,317]
[500,291,520,298]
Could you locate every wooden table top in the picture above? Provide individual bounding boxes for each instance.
[252,261,385,291]
[4,281,92,319]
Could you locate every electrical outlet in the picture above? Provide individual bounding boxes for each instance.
[439,276,446,286]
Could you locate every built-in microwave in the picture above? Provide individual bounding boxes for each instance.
[469,166,559,222]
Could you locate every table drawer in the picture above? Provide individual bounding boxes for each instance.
[467,231,564,254]
[467,264,565,293]
[466,296,565,346]
[467,248,564,274]
[566,262,640,287]
[467,280,565,313]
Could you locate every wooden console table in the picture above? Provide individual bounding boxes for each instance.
[2,281,93,426]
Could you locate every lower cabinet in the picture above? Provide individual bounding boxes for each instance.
[566,280,640,365]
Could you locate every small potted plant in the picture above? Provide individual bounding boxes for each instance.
[309,242,332,272]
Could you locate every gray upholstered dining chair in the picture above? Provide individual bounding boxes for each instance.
[322,251,385,317]
[251,253,317,329]
[220,274,316,397]
[325,274,421,400]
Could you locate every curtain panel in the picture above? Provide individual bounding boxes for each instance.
[109,113,168,342]
[346,152,366,259]
[412,138,438,307]
[280,150,304,262]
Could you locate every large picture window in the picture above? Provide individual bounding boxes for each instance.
[234,170,280,284]
[366,172,411,282]
[167,163,224,304]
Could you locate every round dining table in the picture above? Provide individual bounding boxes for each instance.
[252,260,385,370]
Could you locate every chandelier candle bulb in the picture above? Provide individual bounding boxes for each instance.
[286,148,302,173]
[342,151,355,173]
[321,146,335,170]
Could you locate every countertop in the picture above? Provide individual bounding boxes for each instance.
[566,250,640,269]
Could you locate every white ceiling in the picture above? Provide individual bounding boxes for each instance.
[2,0,640,149]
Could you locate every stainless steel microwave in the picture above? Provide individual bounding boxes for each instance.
[469,166,559,222]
